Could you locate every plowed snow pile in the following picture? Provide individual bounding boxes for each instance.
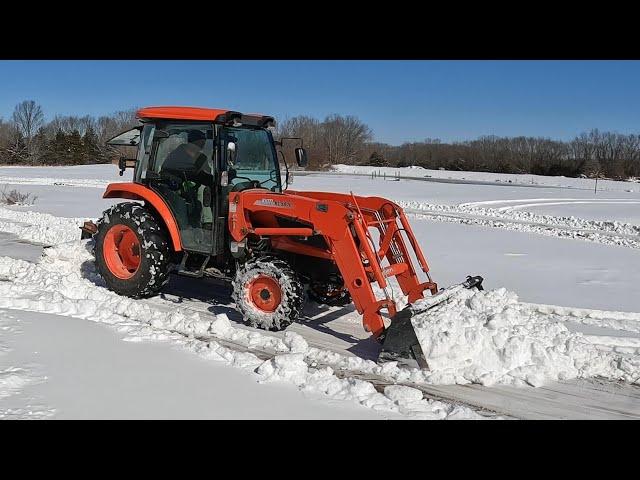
[0,206,83,245]
[411,288,640,387]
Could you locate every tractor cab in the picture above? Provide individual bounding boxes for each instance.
[105,107,307,262]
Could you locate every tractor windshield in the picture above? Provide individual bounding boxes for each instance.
[222,127,281,192]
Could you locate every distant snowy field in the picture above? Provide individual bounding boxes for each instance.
[332,164,640,193]
[1,164,639,419]
[331,164,640,224]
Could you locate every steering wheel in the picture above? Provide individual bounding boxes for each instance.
[231,179,261,192]
[231,175,254,184]
[258,169,280,186]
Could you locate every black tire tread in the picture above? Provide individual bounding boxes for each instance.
[94,202,170,298]
[232,255,304,331]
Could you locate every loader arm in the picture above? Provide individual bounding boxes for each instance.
[230,189,438,338]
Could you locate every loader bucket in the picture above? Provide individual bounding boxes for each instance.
[378,307,429,369]
[378,275,484,370]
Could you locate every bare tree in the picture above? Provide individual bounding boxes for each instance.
[12,101,44,153]
[277,115,323,168]
[321,114,372,165]
[0,118,12,149]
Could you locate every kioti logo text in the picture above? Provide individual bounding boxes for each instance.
[253,199,293,208]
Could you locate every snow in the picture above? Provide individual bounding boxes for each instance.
[332,164,640,194]
[1,164,640,418]
[0,240,480,419]
[0,164,123,182]
[0,206,84,245]
[0,309,384,419]
[403,217,640,313]
[410,287,640,387]
[400,202,640,250]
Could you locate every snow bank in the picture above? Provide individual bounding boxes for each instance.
[0,205,84,245]
[254,353,468,419]
[0,240,481,419]
[411,288,640,387]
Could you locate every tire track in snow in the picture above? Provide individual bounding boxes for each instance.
[0,176,108,188]
[460,197,640,207]
[400,201,640,249]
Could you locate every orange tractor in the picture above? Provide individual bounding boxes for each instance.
[83,106,482,368]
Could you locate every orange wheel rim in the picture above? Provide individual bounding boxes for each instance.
[247,275,282,312]
[103,224,141,280]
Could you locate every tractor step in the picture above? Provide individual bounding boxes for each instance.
[176,252,211,278]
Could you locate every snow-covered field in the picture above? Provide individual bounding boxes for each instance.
[1,164,639,419]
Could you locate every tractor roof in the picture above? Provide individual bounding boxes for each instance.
[136,106,274,127]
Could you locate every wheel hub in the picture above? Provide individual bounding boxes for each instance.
[248,275,282,312]
[103,224,141,280]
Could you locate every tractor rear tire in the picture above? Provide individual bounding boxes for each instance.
[232,255,304,331]
[94,202,170,298]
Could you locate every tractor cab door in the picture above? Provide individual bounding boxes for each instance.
[146,122,217,254]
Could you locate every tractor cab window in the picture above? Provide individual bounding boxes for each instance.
[222,127,281,193]
[148,124,215,253]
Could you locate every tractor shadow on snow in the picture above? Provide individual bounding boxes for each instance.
[160,273,382,362]
[76,246,381,362]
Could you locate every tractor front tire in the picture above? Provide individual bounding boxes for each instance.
[94,202,170,298]
[232,256,304,331]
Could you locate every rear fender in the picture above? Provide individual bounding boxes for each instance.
[103,183,182,251]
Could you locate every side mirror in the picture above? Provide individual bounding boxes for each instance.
[118,156,137,176]
[227,141,237,166]
[295,147,308,167]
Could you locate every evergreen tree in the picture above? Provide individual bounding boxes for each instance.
[42,129,69,165]
[6,130,28,164]
[82,126,103,164]
[31,127,49,165]
[365,151,389,167]
[67,129,83,165]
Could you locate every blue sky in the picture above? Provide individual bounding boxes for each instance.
[1,60,639,145]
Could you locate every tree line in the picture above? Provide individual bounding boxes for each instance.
[0,100,138,166]
[278,116,640,179]
[2,100,639,180]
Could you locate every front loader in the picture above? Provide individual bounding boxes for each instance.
[83,106,483,368]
